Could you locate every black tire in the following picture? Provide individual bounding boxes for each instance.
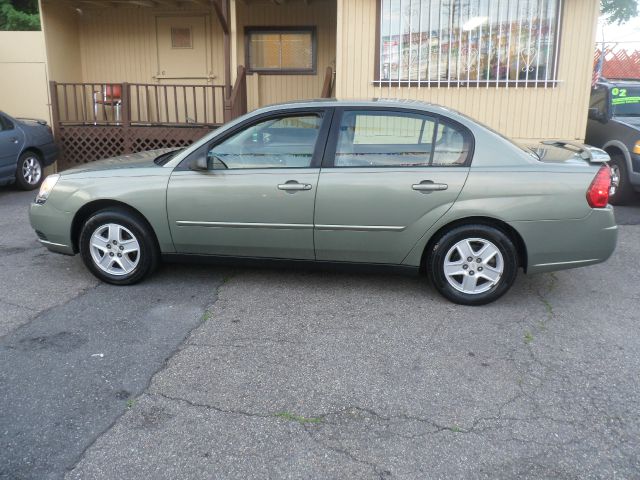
[426,224,518,306]
[79,208,159,285]
[608,154,635,205]
[15,151,44,190]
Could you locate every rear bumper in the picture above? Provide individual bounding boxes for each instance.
[510,206,618,275]
[29,201,75,255]
[40,141,59,166]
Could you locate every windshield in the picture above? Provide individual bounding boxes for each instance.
[611,86,640,116]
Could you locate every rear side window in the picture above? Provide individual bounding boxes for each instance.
[431,122,467,166]
[333,110,471,167]
[0,115,14,131]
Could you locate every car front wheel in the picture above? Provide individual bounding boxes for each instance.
[79,209,159,285]
[608,154,635,205]
[427,224,518,306]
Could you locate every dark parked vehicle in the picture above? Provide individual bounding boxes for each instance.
[586,79,640,204]
[0,111,58,190]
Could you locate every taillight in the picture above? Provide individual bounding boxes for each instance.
[586,164,611,208]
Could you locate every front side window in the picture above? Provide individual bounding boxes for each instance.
[589,88,607,112]
[246,28,315,74]
[334,110,470,167]
[208,114,322,169]
[378,0,562,86]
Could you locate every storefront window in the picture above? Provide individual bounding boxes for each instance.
[378,0,562,86]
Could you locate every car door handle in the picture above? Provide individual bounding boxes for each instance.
[278,182,312,192]
[9,137,19,144]
[412,181,448,192]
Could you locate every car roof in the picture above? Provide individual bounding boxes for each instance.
[597,78,640,87]
[255,98,467,119]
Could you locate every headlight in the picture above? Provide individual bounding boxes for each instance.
[633,141,640,155]
[35,174,60,204]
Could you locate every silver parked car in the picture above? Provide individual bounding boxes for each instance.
[29,100,617,305]
[0,111,58,190]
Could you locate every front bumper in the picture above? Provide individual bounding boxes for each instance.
[631,153,640,190]
[29,201,75,255]
[510,206,618,275]
[631,152,640,174]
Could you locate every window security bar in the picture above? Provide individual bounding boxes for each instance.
[376,0,563,89]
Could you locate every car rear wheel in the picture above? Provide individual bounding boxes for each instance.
[427,224,518,306]
[608,154,635,205]
[79,209,159,285]
[15,151,43,190]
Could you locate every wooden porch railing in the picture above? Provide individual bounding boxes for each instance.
[49,71,250,170]
[224,65,248,123]
[51,72,250,130]
[49,81,228,128]
[321,66,334,98]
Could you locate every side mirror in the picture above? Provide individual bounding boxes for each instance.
[189,155,208,171]
[188,153,228,171]
[207,152,228,170]
[588,107,606,122]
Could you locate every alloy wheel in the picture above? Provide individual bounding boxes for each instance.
[89,223,140,276]
[22,157,42,186]
[443,238,504,295]
[609,163,620,196]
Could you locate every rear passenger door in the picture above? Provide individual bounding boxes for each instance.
[314,108,471,264]
[0,114,22,180]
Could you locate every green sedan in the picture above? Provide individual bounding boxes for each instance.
[29,100,618,305]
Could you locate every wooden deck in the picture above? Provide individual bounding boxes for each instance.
[50,67,248,169]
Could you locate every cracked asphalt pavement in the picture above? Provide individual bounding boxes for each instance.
[1,188,639,479]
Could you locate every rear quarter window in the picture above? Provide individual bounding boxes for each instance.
[0,115,14,131]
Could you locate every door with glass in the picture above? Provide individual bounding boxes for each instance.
[0,114,21,180]
[167,110,332,259]
[314,109,472,264]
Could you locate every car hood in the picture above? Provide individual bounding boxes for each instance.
[612,116,640,130]
[61,148,179,176]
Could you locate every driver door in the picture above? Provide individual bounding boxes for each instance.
[167,109,332,259]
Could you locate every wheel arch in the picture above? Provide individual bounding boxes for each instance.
[603,141,632,170]
[19,146,44,162]
[71,199,160,254]
[420,216,528,273]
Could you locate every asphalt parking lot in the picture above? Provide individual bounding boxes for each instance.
[1,187,639,479]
